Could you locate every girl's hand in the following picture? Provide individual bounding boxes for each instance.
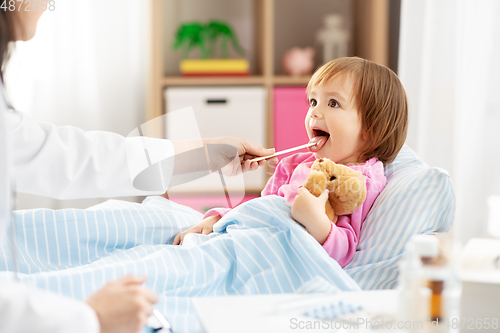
[173,215,221,245]
[291,188,332,244]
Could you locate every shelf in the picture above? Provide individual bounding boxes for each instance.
[272,75,311,86]
[162,76,267,86]
[274,0,351,76]
[148,0,392,196]
[161,75,311,87]
[149,0,391,122]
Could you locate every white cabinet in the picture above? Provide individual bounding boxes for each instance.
[165,86,267,196]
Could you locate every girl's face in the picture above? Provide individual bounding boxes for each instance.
[305,74,368,164]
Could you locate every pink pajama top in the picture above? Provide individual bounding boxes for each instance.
[203,152,387,267]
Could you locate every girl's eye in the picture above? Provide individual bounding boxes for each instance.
[309,99,317,107]
[328,99,340,108]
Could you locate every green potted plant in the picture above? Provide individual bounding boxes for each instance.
[172,20,249,76]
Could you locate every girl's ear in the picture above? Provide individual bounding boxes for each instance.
[362,131,370,141]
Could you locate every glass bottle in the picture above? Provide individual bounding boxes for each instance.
[398,235,461,333]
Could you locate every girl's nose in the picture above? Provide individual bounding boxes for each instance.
[309,110,323,119]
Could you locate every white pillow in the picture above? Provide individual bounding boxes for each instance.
[344,145,455,289]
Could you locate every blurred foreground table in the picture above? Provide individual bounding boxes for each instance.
[194,289,402,333]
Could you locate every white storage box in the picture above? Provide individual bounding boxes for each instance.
[165,86,267,196]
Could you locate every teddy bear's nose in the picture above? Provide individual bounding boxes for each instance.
[330,176,336,181]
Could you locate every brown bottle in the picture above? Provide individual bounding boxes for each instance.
[414,235,446,323]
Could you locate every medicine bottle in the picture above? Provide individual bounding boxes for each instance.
[398,235,460,333]
[397,238,430,332]
[414,235,445,322]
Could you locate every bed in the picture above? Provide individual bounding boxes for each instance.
[0,145,454,332]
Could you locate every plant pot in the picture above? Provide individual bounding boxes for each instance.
[180,59,249,76]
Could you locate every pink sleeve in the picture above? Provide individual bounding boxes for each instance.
[321,217,358,267]
[202,207,231,220]
[203,158,295,220]
[321,159,387,267]
[261,158,293,196]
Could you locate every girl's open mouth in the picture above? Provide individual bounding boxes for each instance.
[308,129,330,152]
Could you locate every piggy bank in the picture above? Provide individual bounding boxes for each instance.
[282,47,315,76]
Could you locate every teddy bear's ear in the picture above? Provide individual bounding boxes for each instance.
[303,170,327,197]
[322,158,336,175]
[311,159,324,171]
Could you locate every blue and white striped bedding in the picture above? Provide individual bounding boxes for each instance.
[0,195,360,333]
[344,145,455,289]
[0,144,454,332]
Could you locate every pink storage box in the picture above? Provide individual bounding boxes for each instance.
[166,194,259,214]
[273,87,310,160]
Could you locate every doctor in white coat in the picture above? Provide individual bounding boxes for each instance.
[0,5,275,333]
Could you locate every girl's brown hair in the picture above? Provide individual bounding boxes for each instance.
[307,57,408,165]
[0,10,15,83]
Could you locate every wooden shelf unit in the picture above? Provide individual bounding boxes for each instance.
[162,76,267,86]
[146,0,390,145]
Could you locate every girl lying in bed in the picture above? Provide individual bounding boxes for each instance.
[174,56,409,267]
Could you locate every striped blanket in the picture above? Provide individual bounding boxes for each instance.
[0,195,360,332]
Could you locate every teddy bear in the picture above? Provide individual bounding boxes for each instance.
[302,158,367,224]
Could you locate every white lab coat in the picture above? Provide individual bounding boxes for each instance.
[0,90,174,332]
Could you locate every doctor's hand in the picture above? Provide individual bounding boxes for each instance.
[204,137,278,176]
[85,275,159,333]
[173,215,221,245]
